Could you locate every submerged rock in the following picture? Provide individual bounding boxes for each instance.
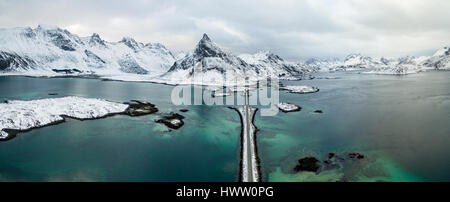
[123,100,158,116]
[180,109,189,113]
[294,157,321,173]
[293,152,366,174]
[156,113,185,130]
[328,153,335,159]
[348,153,365,160]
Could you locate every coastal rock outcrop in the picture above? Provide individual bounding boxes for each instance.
[293,152,366,174]
[123,100,158,116]
[156,113,185,130]
[294,157,321,173]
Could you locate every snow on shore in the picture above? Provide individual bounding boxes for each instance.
[0,96,128,140]
[281,85,319,94]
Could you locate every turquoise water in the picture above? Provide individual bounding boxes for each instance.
[258,71,450,182]
[1,71,449,182]
[0,76,241,181]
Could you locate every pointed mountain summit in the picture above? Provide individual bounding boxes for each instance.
[163,34,263,85]
[163,34,316,85]
[89,33,106,46]
[194,33,227,59]
[201,33,211,41]
[120,37,142,50]
[168,34,250,72]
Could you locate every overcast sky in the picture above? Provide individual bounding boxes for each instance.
[0,0,449,60]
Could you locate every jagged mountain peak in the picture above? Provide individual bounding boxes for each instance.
[244,51,285,63]
[120,37,138,44]
[89,33,105,46]
[120,36,136,42]
[194,33,224,58]
[265,52,284,62]
[380,57,392,65]
[345,53,365,60]
[167,33,256,80]
[201,33,211,43]
[120,37,142,50]
[433,46,450,57]
[0,25,177,75]
[91,33,101,38]
[145,42,165,49]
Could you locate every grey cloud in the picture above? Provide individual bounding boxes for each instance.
[0,0,449,60]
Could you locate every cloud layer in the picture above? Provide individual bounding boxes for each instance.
[1,0,449,60]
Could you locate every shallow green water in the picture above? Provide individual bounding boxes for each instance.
[1,71,449,182]
[257,71,450,182]
[0,76,241,181]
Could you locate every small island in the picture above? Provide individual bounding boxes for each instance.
[281,85,319,94]
[156,113,185,130]
[123,100,158,116]
[0,97,158,141]
[277,102,302,113]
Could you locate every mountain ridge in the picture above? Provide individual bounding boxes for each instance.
[0,25,177,75]
[0,25,449,83]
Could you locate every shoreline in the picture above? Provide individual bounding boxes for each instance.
[0,73,305,87]
[0,111,127,142]
[0,98,158,142]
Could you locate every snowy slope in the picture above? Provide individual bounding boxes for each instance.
[158,34,261,85]
[0,27,314,85]
[158,34,312,85]
[422,46,450,70]
[239,51,313,79]
[2,25,447,80]
[304,47,450,75]
[0,25,176,76]
[364,56,433,75]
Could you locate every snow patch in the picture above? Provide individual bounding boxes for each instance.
[0,96,128,140]
[277,102,301,112]
[281,85,319,94]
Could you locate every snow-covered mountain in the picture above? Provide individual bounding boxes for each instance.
[239,51,313,78]
[301,54,382,72]
[304,47,450,75]
[0,27,313,85]
[422,46,450,70]
[159,34,309,85]
[1,25,447,81]
[0,25,176,76]
[338,54,380,70]
[304,57,339,72]
[159,34,258,85]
